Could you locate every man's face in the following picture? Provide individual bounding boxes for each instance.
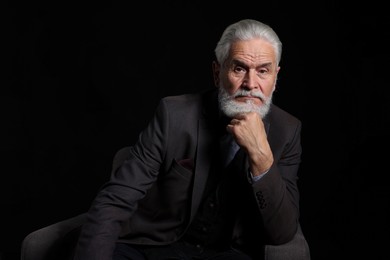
[213,38,280,118]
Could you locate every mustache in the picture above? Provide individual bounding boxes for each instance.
[232,90,265,101]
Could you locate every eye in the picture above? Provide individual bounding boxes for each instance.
[257,67,272,78]
[233,66,246,74]
[258,68,269,74]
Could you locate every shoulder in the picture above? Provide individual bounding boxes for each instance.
[157,88,216,116]
[266,104,302,142]
[161,92,203,105]
[267,104,301,127]
[160,88,215,104]
[157,92,202,116]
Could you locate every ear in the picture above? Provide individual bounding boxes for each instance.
[212,61,220,87]
[273,66,281,91]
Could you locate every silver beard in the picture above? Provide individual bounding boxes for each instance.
[218,86,273,119]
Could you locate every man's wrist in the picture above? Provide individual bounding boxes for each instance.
[248,168,270,183]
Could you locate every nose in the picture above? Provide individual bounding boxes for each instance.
[242,70,258,90]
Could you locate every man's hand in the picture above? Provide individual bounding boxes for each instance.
[226,112,274,176]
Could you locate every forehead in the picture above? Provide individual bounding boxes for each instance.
[229,38,276,64]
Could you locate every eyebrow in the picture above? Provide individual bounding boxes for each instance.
[231,59,273,69]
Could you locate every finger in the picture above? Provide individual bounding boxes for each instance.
[229,119,241,125]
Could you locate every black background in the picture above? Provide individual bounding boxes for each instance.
[2,1,390,259]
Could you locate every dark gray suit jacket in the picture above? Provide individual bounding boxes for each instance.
[74,88,302,260]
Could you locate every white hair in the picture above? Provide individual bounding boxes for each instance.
[218,85,273,119]
[215,19,282,66]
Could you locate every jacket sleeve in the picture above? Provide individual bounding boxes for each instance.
[251,119,302,245]
[73,99,170,260]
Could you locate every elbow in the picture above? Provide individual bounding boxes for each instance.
[267,221,298,245]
